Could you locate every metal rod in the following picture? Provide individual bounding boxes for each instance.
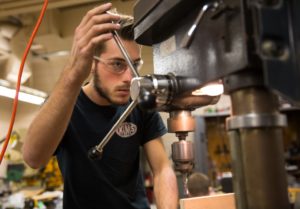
[88,16,141,159]
[182,172,190,197]
[180,1,220,48]
[95,99,138,152]
[111,30,140,77]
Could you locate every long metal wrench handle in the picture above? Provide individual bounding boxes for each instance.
[88,99,138,159]
[111,30,140,78]
[98,99,137,150]
[88,15,140,159]
[180,1,220,48]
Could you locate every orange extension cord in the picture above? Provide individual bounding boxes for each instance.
[0,0,49,164]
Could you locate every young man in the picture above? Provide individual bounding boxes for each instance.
[22,3,178,209]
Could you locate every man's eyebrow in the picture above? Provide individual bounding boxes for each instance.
[106,57,125,61]
[108,57,142,63]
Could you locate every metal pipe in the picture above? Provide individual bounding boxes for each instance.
[88,23,140,159]
[111,30,140,77]
[227,87,289,209]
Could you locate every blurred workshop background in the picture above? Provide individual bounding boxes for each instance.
[0,0,299,209]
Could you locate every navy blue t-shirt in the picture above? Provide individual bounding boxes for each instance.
[55,90,167,209]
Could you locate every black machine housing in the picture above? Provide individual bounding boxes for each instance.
[133,0,300,105]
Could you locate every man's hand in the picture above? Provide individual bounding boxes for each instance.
[66,3,121,83]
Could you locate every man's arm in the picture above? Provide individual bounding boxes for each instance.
[22,3,120,169]
[144,138,178,209]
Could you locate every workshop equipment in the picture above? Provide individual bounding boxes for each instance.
[132,0,300,209]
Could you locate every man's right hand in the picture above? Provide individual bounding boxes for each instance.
[66,3,121,84]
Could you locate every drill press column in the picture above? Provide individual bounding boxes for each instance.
[226,83,289,209]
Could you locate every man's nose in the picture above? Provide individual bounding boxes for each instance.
[122,66,134,81]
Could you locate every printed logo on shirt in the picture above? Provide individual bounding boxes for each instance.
[116,122,137,138]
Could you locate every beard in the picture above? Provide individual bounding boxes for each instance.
[93,70,129,106]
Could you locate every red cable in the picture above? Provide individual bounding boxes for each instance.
[0,0,49,164]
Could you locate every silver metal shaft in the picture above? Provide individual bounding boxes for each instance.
[112,30,140,77]
[95,99,138,153]
[182,172,189,197]
[180,1,220,48]
[91,24,140,156]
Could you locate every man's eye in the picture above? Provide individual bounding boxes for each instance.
[112,61,126,70]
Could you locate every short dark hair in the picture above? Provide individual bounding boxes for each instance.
[94,14,134,56]
[115,14,134,40]
[187,172,210,197]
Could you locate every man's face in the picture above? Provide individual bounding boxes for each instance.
[92,38,142,105]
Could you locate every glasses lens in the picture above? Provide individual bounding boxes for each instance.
[108,60,127,73]
[94,56,143,74]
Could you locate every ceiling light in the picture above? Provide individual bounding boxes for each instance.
[32,50,70,59]
[0,79,47,105]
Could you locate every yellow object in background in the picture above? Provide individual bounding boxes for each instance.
[40,157,63,190]
[288,187,300,204]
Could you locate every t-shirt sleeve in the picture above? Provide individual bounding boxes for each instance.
[140,110,167,145]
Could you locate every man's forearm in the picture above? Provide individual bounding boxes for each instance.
[22,68,83,168]
[154,167,179,209]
